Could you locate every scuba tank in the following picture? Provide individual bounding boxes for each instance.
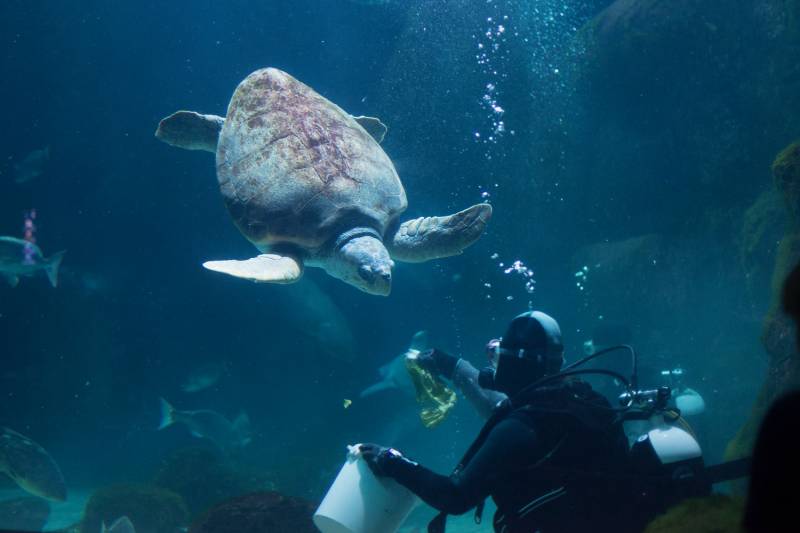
[620,386,711,526]
[526,348,712,526]
[620,386,703,465]
[433,344,743,533]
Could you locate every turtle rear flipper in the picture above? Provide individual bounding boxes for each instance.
[387,203,492,263]
[155,111,225,153]
[203,254,303,283]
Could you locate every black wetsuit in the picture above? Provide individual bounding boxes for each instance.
[385,380,632,533]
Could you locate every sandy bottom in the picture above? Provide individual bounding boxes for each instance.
[0,486,90,531]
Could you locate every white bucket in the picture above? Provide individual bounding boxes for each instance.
[313,445,419,533]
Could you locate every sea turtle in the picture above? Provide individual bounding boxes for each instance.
[155,67,492,295]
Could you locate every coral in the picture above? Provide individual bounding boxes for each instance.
[643,495,745,533]
[80,484,188,533]
[188,491,317,533]
[153,446,272,517]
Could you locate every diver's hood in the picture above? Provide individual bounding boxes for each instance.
[501,311,564,370]
[479,311,565,396]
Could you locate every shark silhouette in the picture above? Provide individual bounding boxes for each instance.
[360,331,428,398]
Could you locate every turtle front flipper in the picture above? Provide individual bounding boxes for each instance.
[352,115,388,143]
[203,254,303,283]
[387,203,492,263]
[155,111,225,153]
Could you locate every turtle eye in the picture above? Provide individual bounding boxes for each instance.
[358,265,373,281]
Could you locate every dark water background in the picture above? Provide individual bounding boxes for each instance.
[1,0,796,524]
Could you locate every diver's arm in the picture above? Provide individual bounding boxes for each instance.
[380,417,537,514]
[386,460,481,515]
[451,358,507,420]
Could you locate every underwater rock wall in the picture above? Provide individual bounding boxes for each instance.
[563,0,800,461]
[571,0,793,240]
[727,141,800,461]
[643,495,744,533]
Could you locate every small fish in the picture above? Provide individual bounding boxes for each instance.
[0,426,67,501]
[181,361,227,393]
[360,331,428,398]
[102,516,136,533]
[14,146,50,184]
[158,398,251,451]
[343,399,352,409]
[0,236,65,287]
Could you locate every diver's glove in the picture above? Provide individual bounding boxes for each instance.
[359,443,416,478]
[417,348,460,380]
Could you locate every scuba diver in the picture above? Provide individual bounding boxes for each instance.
[360,311,652,533]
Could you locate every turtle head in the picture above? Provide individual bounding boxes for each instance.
[330,230,394,296]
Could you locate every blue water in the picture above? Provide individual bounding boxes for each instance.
[2,0,794,531]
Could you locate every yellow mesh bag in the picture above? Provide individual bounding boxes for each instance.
[404,349,457,428]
